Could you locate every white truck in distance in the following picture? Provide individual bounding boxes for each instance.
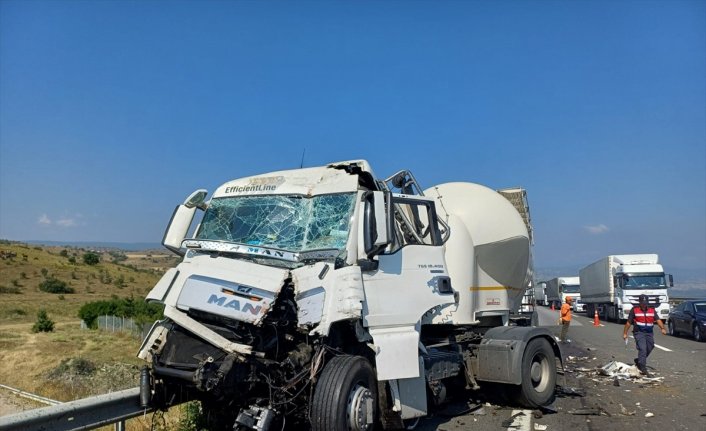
[137,160,562,431]
[545,277,583,311]
[579,254,672,322]
[534,281,547,306]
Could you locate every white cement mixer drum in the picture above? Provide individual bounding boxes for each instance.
[425,182,530,324]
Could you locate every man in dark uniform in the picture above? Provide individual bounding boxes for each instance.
[623,294,667,376]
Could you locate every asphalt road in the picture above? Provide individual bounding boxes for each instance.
[415,306,706,431]
[1,307,703,430]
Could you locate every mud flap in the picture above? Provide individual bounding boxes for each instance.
[476,326,563,385]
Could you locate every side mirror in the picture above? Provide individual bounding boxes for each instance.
[184,189,208,210]
[162,189,209,255]
[668,274,674,287]
[364,190,391,257]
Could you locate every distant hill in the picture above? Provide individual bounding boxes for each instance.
[23,240,163,252]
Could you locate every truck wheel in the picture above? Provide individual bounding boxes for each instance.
[311,355,377,431]
[514,338,556,408]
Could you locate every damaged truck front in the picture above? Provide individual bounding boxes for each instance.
[138,160,561,431]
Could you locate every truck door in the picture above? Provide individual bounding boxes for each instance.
[362,197,456,381]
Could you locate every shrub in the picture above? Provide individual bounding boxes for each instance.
[99,269,112,284]
[0,286,22,294]
[48,357,96,378]
[176,401,208,431]
[39,277,75,294]
[82,252,100,265]
[32,309,55,333]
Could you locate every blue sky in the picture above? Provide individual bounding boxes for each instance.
[1,0,704,280]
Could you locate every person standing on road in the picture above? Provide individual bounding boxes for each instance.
[559,296,573,343]
[623,294,667,376]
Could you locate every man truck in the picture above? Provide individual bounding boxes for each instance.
[137,160,562,430]
[579,254,672,322]
[545,277,582,311]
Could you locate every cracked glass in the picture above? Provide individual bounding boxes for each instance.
[195,193,357,252]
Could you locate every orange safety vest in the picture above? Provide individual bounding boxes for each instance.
[560,303,572,322]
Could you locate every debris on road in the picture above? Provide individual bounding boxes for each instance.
[556,386,585,397]
[567,407,606,416]
[619,403,636,416]
[645,412,654,418]
[594,361,664,384]
[539,403,558,414]
[534,424,548,430]
[599,361,641,378]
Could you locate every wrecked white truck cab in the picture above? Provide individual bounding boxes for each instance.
[138,160,562,431]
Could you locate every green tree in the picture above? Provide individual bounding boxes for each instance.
[32,309,55,333]
[82,252,100,265]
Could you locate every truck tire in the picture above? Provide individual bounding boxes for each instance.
[311,355,377,431]
[514,338,556,408]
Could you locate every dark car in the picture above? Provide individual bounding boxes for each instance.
[667,300,706,342]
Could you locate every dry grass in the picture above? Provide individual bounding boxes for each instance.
[0,242,179,324]
[0,241,188,430]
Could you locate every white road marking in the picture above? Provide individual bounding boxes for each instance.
[628,335,672,352]
[505,409,533,431]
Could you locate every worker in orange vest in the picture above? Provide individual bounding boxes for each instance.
[558,296,573,343]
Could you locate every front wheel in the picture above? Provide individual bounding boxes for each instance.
[311,355,377,431]
[693,324,703,342]
[513,338,557,408]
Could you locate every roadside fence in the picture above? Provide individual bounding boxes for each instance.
[80,316,151,340]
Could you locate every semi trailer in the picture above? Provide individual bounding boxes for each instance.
[534,281,547,306]
[137,160,561,430]
[579,254,672,322]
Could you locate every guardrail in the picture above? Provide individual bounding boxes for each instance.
[0,387,152,431]
[0,384,60,406]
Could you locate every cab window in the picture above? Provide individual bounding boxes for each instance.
[386,197,442,253]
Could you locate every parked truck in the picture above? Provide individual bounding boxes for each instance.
[545,276,582,311]
[534,281,547,306]
[579,254,672,322]
[137,160,562,430]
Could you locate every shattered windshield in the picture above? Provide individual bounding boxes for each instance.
[195,193,357,253]
[621,274,667,289]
